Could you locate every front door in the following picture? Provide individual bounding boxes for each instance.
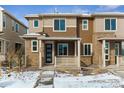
[45,44,53,64]
[115,43,119,65]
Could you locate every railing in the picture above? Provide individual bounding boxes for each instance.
[54,56,78,67]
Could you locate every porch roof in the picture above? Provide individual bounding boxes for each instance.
[98,37,124,41]
[37,37,81,40]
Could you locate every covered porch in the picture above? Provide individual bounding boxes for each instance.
[38,37,81,70]
[99,37,124,68]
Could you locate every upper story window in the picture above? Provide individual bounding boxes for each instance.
[58,43,68,56]
[12,20,15,31]
[83,43,92,56]
[54,19,66,32]
[15,23,19,32]
[3,14,6,29]
[31,40,38,52]
[82,19,88,30]
[33,19,39,28]
[105,18,116,31]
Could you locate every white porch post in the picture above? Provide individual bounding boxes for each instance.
[77,40,80,68]
[102,40,106,67]
[39,40,42,69]
[75,41,77,56]
[3,40,6,55]
[24,40,27,67]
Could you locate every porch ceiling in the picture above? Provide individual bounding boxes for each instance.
[37,37,81,40]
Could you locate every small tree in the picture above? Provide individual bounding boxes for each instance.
[6,47,24,72]
[16,47,24,71]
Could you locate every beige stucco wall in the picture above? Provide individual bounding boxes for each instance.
[94,16,124,37]
[28,17,77,33]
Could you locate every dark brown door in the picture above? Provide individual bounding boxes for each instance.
[45,44,52,64]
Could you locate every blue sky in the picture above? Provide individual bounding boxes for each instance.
[0,5,124,26]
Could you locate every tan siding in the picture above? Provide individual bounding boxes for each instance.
[44,27,77,37]
[25,39,39,67]
[94,16,124,37]
[28,17,77,34]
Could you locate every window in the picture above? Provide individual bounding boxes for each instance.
[58,43,68,56]
[54,19,66,31]
[33,20,39,28]
[105,41,110,61]
[15,43,22,52]
[15,23,19,32]
[3,14,6,29]
[82,19,88,30]
[12,20,15,31]
[105,18,116,31]
[83,43,92,56]
[31,40,38,52]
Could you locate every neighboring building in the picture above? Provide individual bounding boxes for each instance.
[22,12,124,70]
[0,7,27,62]
[92,12,124,68]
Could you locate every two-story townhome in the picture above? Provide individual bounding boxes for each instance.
[22,13,93,70]
[92,12,124,68]
[0,7,27,62]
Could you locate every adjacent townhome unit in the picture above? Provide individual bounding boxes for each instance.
[0,7,28,63]
[22,13,93,70]
[92,12,124,68]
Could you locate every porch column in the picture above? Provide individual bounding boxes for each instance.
[3,40,6,55]
[24,40,27,67]
[77,40,80,68]
[39,40,42,69]
[102,40,106,67]
[75,41,77,56]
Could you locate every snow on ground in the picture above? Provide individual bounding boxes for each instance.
[54,72,123,88]
[0,69,40,88]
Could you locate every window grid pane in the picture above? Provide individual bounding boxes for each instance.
[111,19,116,30]
[84,44,92,56]
[58,44,68,56]
[34,20,38,27]
[105,19,110,30]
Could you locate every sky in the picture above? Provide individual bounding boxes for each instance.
[0,5,124,26]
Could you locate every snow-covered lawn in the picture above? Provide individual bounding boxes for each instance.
[0,68,124,88]
[0,69,40,88]
[54,72,124,88]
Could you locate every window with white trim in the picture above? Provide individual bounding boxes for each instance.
[82,19,88,30]
[31,40,38,52]
[105,41,110,61]
[83,43,92,56]
[33,19,39,28]
[15,23,19,32]
[3,14,6,29]
[58,43,68,56]
[105,18,116,31]
[12,20,15,31]
[54,19,66,31]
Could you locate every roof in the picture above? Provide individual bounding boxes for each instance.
[25,13,92,19]
[98,37,124,40]
[93,12,124,17]
[0,7,27,28]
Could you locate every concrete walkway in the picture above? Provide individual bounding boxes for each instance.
[34,70,55,88]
